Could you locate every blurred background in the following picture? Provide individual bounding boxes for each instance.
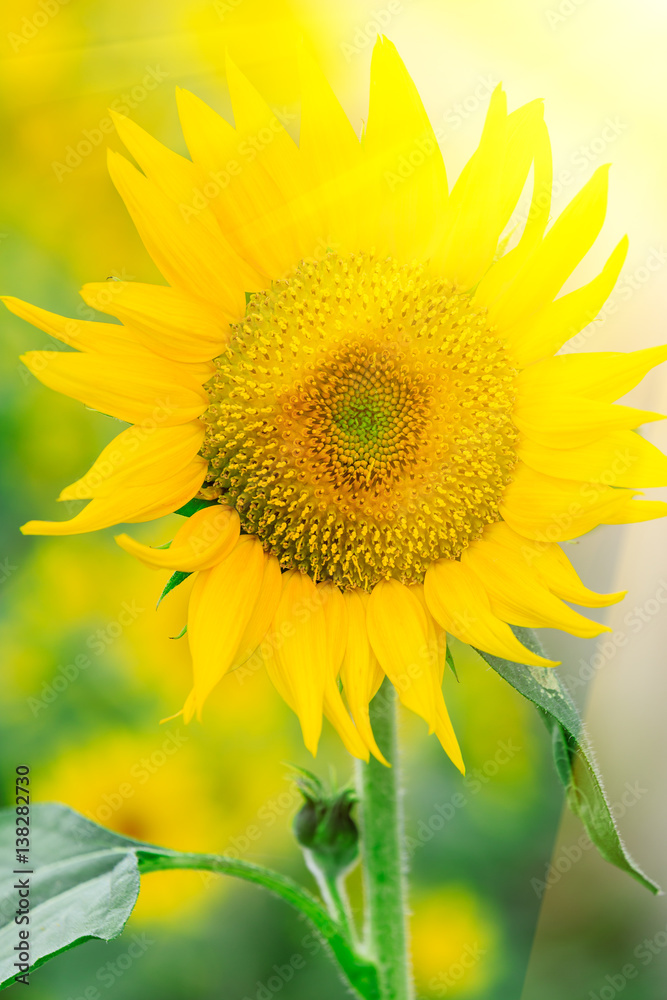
[1,0,667,996]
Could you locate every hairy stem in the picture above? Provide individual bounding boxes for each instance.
[138,849,379,999]
[304,852,359,946]
[356,680,413,1000]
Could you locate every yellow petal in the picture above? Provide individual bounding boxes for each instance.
[20,350,207,426]
[364,37,448,258]
[518,117,553,249]
[188,536,276,713]
[496,100,546,237]
[318,583,369,762]
[297,44,365,253]
[225,52,303,201]
[424,558,557,667]
[231,552,283,673]
[431,85,506,286]
[518,428,667,487]
[602,497,667,525]
[115,505,240,572]
[263,570,328,755]
[21,458,207,535]
[530,541,625,608]
[473,118,553,309]
[59,422,204,501]
[514,394,664,449]
[111,109,263,292]
[434,697,465,774]
[518,344,667,402]
[339,590,388,765]
[462,523,611,638]
[110,110,226,242]
[499,463,643,542]
[2,296,150,357]
[80,282,229,363]
[410,585,465,772]
[366,578,440,732]
[175,87,300,277]
[107,149,247,318]
[482,165,610,330]
[225,54,322,264]
[182,688,197,725]
[315,581,347,674]
[507,237,628,366]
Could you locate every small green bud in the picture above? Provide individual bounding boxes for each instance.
[291,768,359,880]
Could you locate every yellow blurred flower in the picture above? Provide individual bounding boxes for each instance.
[39,730,223,921]
[411,886,500,998]
[1,534,190,705]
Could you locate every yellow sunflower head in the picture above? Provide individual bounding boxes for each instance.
[7,37,667,769]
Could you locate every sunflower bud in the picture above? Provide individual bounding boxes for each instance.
[292,769,359,880]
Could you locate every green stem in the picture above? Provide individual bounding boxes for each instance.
[356,680,414,1000]
[303,852,358,945]
[137,849,380,1000]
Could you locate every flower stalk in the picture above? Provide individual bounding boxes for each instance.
[356,680,414,1000]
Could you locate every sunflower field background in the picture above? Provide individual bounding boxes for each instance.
[1,0,667,997]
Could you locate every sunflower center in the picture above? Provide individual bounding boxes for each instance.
[201,252,518,589]
[292,341,432,490]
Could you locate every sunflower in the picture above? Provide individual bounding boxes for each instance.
[7,38,667,772]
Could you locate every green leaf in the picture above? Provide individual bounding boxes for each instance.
[445,645,459,681]
[0,805,380,999]
[473,627,660,895]
[0,803,142,990]
[156,569,191,607]
[174,497,217,518]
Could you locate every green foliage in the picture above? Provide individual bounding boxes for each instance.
[156,569,191,607]
[445,645,459,681]
[474,627,660,895]
[0,804,142,990]
[174,498,217,518]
